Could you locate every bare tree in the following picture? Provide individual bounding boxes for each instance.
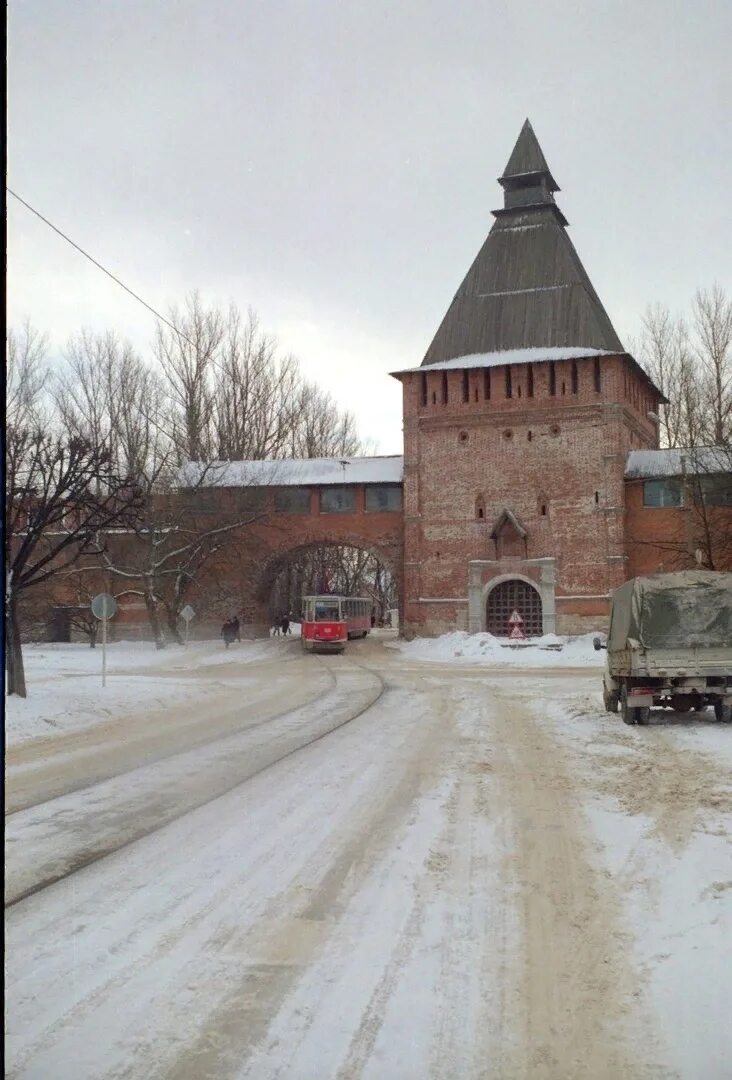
[637,304,690,447]
[213,307,301,460]
[154,290,223,462]
[6,341,141,695]
[289,380,365,458]
[98,471,269,647]
[692,284,732,446]
[7,321,49,424]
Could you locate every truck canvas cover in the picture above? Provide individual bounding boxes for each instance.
[609,571,732,651]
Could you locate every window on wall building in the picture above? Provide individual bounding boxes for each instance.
[527,364,534,397]
[442,371,448,404]
[462,370,469,403]
[320,486,356,513]
[274,487,311,513]
[549,362,556,396]
[483,368,491,400]
[643,478,682,507]
[238,488,266,513]
[505,366,512,398]
[420,374,428,407]
[571,361,579,394]
[697,474,732,506]
[364,485,403,512]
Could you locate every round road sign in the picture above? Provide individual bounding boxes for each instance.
[91,593,118,620]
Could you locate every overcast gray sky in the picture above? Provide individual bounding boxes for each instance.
[8,0,732,454]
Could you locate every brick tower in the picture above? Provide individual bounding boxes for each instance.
[392,120,665,638]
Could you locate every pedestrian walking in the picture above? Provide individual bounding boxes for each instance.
[221,620,235,648]
[280,614,290,636]
[232,616,241,642]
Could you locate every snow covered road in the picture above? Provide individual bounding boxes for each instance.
[5,637,732,1078]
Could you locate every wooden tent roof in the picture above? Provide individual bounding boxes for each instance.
[499,118,558,190]
[422,120,624,366]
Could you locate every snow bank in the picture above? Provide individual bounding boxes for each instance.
[390,631,605,667]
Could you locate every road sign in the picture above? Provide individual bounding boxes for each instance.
[508,609,526,641]
[180,604,195,645]
[90,593,117,687]
[91,593,118,619]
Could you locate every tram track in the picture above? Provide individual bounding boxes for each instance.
[5,662,336,819]
[5,658,386,910]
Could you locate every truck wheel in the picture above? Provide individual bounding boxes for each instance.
[603,688,619,714]
[620,688,636,726]
[714,701,732,723]
[636,706,651,726]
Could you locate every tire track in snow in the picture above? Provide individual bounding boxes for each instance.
[5,660,385,909]
[5,653,328,815]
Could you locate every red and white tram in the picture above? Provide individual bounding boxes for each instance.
[300,595,372,653]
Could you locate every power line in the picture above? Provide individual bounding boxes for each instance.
[7,186,197,348]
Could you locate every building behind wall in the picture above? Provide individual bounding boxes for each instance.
[392,119,667,637]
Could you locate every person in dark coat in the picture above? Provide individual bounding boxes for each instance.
[280,614,290,636]
[221,620,235,648]
[231,616,241,642]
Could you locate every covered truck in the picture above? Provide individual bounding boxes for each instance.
[596,570,732,725]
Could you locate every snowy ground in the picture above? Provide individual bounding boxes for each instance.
[5,636,299,745]
[5,634,732,1078]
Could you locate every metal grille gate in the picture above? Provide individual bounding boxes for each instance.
[486,579,543,637]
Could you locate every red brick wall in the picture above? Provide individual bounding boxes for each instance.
[625,478,732,576]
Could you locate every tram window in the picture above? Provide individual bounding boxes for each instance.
[314,600,341,621]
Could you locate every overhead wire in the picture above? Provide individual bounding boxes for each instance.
[7,186,197,348]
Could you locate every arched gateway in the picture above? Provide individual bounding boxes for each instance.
[486,578,543,637]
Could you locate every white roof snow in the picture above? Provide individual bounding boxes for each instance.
[391,346,615,375]
[180,455,404,489]
[625,448,731,478]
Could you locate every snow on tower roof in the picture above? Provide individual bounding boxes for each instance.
[180,455,404,489]
[391,346,614,376]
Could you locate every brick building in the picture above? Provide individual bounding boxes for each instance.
[26,121,732,642]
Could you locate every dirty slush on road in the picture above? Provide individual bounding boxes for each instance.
[5,638,731,1078]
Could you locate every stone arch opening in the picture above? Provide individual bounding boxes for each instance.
[486,577,543,637]
[257,541,399,628]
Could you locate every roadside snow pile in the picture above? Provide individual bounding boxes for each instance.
[391,631,604,667]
